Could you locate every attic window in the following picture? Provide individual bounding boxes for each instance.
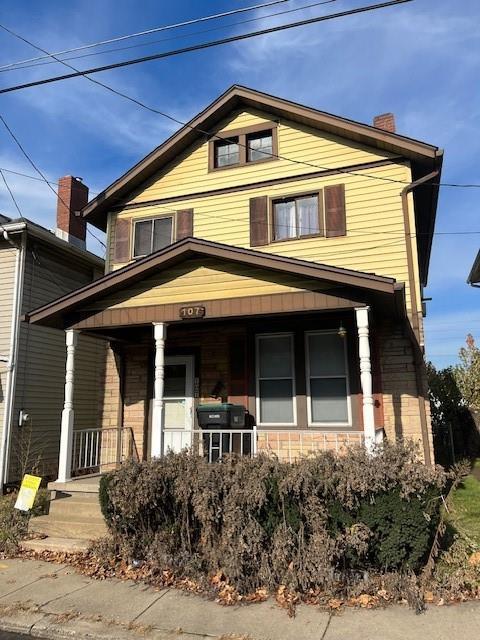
[214,137,240,167]
[209,122,278,171]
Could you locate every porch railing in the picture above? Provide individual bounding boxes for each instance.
[71,427,135,476]
[163,428,363,463]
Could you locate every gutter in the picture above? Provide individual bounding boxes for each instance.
[0,228,26,488]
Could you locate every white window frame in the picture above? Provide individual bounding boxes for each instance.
[132,215,174,259]
[255,332,297,427]
[305,330,352,428]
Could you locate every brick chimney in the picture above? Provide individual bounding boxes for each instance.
[373,113,396,133]
[55,175,88,250]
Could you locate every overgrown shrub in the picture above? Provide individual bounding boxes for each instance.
[0,488,49,556]
[99,442,446,594]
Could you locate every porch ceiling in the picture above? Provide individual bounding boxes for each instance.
[23,238,404,330]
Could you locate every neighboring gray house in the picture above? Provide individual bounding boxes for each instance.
[0,177,104,487]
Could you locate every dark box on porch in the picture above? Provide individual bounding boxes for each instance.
[196,403,246,429]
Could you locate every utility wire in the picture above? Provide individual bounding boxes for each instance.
[2,2,479,192]
[0,0,291,71]
[0,1,338,74]
[0,167,23,217]
[0,1,414,94]
[0,114,106,250]
[0,166,100,195]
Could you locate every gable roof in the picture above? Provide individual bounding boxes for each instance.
[82,85,443,232]
[24,238,400,329]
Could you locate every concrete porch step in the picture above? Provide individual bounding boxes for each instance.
[21,537,91,553]
[29,515,107,539]
[49,496,103,520]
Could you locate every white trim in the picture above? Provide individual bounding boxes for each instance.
[132,215,174,259]
[151,322,167,458]
[355,306,376,452]
[0,230,26,486]
[162,355,195,455]
[255,332,296,427]
[305,330,352,428]
[57,329,79,483]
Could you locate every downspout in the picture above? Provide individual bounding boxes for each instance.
[0,228,26,488]
[400,170,439,342]
[400,170,439,467]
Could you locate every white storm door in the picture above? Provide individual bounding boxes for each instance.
[162,356,194,454]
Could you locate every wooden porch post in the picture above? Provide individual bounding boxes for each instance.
[151,322,167,458]
[355,307,376,453]
[57,329,78,482]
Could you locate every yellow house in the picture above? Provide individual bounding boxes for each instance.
[25,86,443,491]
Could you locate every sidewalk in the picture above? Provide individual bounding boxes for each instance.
[0,558,478,640]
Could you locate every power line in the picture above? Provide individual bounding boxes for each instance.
[3,164,480,233]
[0,1,413,95]
[0,168,23,217]
[3,3,480,192]
[0,114,106,251]
[0,1,338,74]
[0,0,291,72]
[0,166,100,195]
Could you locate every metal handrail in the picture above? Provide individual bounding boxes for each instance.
[71,426,134,476]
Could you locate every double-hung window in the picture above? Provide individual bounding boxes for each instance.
[133,217,173,258]
[306,331,351,426]
[210,124,277,171]
[256,334,295,425]
[247,130,273,162]
[272,194,321,241]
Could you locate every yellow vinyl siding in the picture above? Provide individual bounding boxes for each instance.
[107,108,420,320]
[95,258,328,310]
[127,108,396,204]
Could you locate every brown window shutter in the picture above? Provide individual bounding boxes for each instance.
[249,196,269,247]
[324,184,346,237]
[113,217,131,262]
[176,209,194,241]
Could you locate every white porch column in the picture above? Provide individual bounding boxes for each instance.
[57,329,79,482]
[151,322,167,458]
[355,307,376,453]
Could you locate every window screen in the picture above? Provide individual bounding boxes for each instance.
[133,217,173,258]
[307,332,349,424]
[257,335,295,424]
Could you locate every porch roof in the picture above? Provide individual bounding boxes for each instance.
[23,238,405,329]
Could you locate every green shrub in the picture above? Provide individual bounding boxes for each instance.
[99,442,446,594]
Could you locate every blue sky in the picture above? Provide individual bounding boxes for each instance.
[0,0,478,368]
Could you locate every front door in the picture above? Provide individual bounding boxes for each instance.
[163,355,194,454]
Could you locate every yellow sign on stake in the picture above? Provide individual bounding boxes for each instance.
[14,474,41,512]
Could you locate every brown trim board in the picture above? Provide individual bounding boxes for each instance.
[113,158,401,213]
[70,291,363,330]
[23,238,397,328]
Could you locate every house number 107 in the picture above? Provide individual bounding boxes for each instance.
[179,306,206,319]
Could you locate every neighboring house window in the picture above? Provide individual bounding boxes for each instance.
[273,194,321,240]
[214,138,240,168]
[133,217,173,258]
[305,331,351,426]
[256,333,296,425]
[247,130,273,162]
[209,123,277,171]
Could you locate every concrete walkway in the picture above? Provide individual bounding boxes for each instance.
[0,558,478,640]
